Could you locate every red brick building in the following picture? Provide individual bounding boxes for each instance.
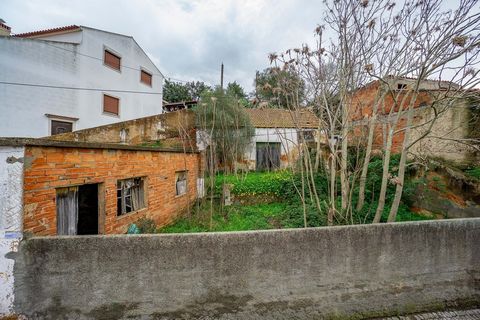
[347,78,478,163]
[1,138,201,237]
[349,79,432,153]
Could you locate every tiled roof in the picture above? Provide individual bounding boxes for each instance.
[13,25,81,38]
[244,108,318,128]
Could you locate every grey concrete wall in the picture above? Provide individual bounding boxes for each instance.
[11,219,480,319]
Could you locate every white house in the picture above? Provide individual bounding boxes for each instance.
[243,109,319,171]
[196,108,320,171]
[0,24,164,137]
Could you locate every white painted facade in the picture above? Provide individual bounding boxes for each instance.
[0,146,24,316]
[0,26,164,137]
[197,127,313,171]
[244,128,302,170]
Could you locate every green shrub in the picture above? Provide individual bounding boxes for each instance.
[132,217,157,233]
[279,203,327,228]
[465,167,480,179]
[215,171,293,197]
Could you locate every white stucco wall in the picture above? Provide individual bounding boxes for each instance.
[196,127,307,171]
[0,27,163,137]
[244,128,300,170]
[0,146,24,316]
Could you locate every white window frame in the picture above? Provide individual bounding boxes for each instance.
[102,93,121,118]
[140,67,153,87]
[45,114,78,136]
[103,45,122,73]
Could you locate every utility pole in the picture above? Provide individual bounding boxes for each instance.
[220,62,224,90]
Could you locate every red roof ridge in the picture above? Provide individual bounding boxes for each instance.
[13,25,81,38]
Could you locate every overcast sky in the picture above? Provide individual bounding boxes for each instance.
[2,0,325,92]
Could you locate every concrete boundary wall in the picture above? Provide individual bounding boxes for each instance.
[11,219,480,319]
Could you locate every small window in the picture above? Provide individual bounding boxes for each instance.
[397,83,407,90]
[297,130,315,142]
[141,70,152,86]
[51,120,73,135]
[104,50,121,71]
[117,177,146,216]
[175,171,187,196]
[103,94,119,115]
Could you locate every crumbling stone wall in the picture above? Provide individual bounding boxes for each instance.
[409,101,478,164]
[48,110,196,150]
[349,84,479,164]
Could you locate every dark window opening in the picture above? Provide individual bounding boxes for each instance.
[256,142,281,171]
[104,50,121,70]
[397,83,407,90]
[51,120,73,135]
[56,184,99,235]
[176,171,187,196]
[298,130,315,142]
[117,177,146,216]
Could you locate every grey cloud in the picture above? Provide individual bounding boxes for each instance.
[2,0,324,90]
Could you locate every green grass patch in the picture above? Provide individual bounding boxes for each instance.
[155,167,437,234]
[159,202,288,233]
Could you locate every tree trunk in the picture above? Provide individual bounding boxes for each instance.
[328,154,336,226]
[314,130,322,173]
[340,108,349,212]
[356,113,377,211]
[373,125,393,223]
[387,100,416,222]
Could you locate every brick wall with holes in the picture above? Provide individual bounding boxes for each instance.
[23,146,200,236]
[348,84,434,152]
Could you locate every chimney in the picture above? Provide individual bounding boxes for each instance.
[0,19,11,36]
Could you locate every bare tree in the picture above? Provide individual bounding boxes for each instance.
[268,0,480,224]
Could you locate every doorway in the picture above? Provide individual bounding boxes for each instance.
[256,142,281,171]
[56,183,100,235]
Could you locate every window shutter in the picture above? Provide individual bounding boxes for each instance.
[141,70,152,86]
[103,95,119,115]
[104,50,121,70]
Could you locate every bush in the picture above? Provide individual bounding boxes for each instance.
[136,217,157,233]
[465,167,480,179]
[279,203,327,228]
[215,171,293,197]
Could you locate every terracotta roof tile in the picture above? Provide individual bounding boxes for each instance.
[244,108,318,128]
[13,25,81,38]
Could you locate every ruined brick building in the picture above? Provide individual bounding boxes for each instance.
[348,77,480,165]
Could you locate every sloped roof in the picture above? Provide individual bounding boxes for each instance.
[13,25,81,38]
[12,25,164,78]
[244,108,318,128]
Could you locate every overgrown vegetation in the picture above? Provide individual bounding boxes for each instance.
[214,171,293,197]
[465,167,480,180]
[160,203,288,233]
[151,154,435,234]
[195,88,254,172]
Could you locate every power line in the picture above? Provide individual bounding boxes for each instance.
[0,81,163,95]
[41,41,215,86]
[41,41,165,78]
